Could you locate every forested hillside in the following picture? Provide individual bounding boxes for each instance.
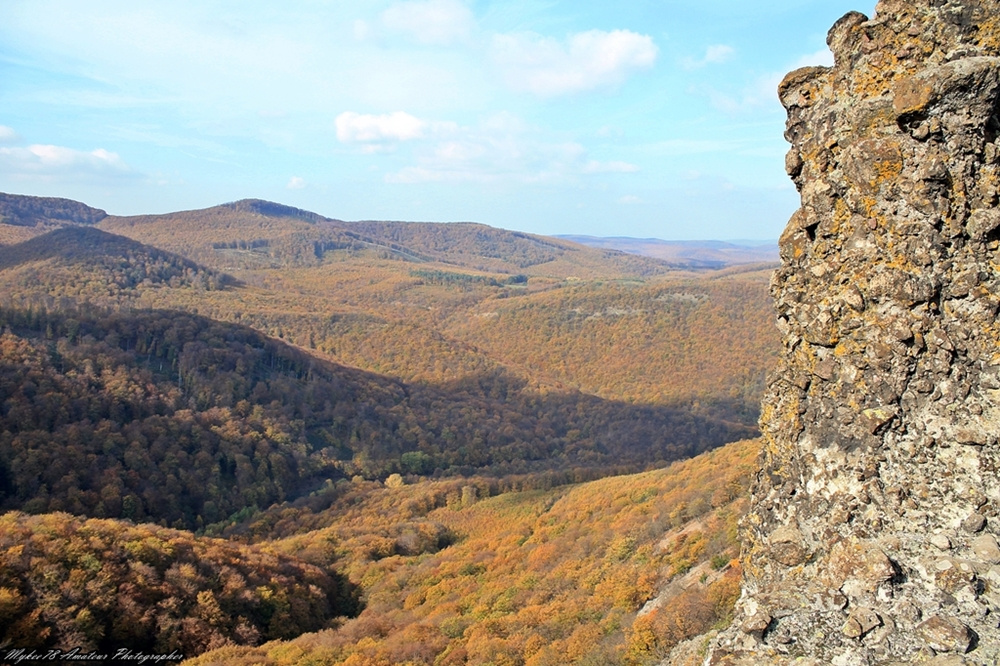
[0,192,107,228]
[0,192,778,662]
[0,511,355,654]
[0,226,234,300]
[186,439,758,666]
[91,199,676,278]
[0,304,754,530]
[1,198,778,426]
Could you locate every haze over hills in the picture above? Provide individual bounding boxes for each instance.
[559,235,780,269]
[0,190,779,663]
[0,192,774,273]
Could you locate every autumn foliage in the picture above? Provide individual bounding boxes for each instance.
[0,511,351,655]
[185,439,757,666]
[0,194,778,662]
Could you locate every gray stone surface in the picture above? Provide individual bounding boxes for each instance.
[699,1,1000,664]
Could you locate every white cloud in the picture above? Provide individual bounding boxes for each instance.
[336,111,427,144]
[794,48,835,69]
[619,195,641,204]
[0,126,21,144]
[381,0,476,46]
[582,160,639,174]
[492,29,657,97]
[702,71,785,114]
[682,44,735,70]
[0,144,133,178]
[287,176,306,190]
[384,113,640,184]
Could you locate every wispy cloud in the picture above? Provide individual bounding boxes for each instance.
[582,160,639,174]
[649,138,751,155]
[0,126,21,144]
[0,144,135,179]
[682,44,735,70]
[794,48,834,68]
[384,112,640,184]
[700,71,785,114]
[286,176,306,190]
[381,0,476,46]
[698,47,834,115]
[336,111,427,144]
[492,29,657,97]
[334,111,460,154]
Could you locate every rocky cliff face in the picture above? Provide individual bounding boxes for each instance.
[708,2,1000,664]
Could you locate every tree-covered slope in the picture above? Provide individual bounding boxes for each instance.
[0,192,108,228]
[184,439,758,666]
[0,511,355,655]
[0,226,235,300]
[0,305,755,530]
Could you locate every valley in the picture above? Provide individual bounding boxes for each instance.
[0,192,778,664]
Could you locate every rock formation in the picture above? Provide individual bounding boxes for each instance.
[707,1,1000,664]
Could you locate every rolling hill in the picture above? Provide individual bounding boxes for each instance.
[0,303,756,530]
[87,198,679,279]
[0,192,779,424]
[0,190,780,662]
[559,235,779,269]
[0,511,356,655]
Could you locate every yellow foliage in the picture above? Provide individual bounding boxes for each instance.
[190,439,758,666]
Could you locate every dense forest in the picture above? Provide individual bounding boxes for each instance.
[0,192,108,228]
[0,193,778,663]
[90,201,677,277]
[0,303,753,530]
[187,439,757,666]
[0,511,355,654]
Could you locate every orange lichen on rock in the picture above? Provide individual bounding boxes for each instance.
[701,1,1000,664]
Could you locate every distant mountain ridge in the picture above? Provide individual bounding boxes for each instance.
[102,200,681,277]
[219,198,329,223]
[0,192,108,227]
[0,191,782,663]
[558,235,779,269]
[0,192,729,277]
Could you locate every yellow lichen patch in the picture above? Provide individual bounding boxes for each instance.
[870,142,905,190]
[830,199,854,238]
[975,164,1000,206]
[856,194,882,220]
[833,337,864,359]
[848,50,907,99]
[974,15,1000,53]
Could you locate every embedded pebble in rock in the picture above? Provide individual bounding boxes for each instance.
[917,617,974,654]
[970,534,1000,564]
[692,0,1000,664]
[931,533,953,550]
[962,513,987,534]
[841,608,882,638]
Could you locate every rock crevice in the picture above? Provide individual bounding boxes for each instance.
[709,1,1000,664]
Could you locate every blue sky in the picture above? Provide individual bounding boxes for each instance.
[0,0,876,240]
